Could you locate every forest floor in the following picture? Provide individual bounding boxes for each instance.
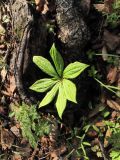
[0,0,120,160]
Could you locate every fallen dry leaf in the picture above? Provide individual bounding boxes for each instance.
[42,3,49,14]
[111,111,118,119]
[50,152,59,160]
[107,99,120,111]
[94,4,106,12]
[116,72,120,97]
[94,0,115,13]
[104,0,115,13]
[12,154,22,160]
[87,130,98,137]
[1,90,10,96]
[28,148,39,160]
[0,127,15,150]
[104,129,112,147]
[91,138,99,146]
[0,35,5,43]
[104,30,120,51]
[2,74,16,96]
[107,67,118,84]
[1,66,7,82]
[117,71,120,87]
[0,44,5,49]
[9,74,16,95]
[95,121,106,127]
[35,0,49,14]
[35,0,42,6]
[0,106,6,115]
[50,145,67,160]
[15,138,32,158]
[10,126,20,137]
[0,23,6,35]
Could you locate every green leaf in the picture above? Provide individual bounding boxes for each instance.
[33,56,58,77]
[92,125,99,132]
[103,111,110,118]
[56,83,67,119]
[63,79,77,103]
[29,78,58,92]
[50,43,64,76]
[39,83,59,107]
[63,62,89,79]
[83,142,91,146]
[110,150,120,160]
[9,111,15,118]
[81,144,86,156]
[97,151,102,158]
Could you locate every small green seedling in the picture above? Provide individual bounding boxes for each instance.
[30,43,89,118]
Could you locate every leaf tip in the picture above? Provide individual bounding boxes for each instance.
[29,86,32,90]
[29,85,35,91]
[39,101,45,108]
[39,103,43,108]
[52,42,55,48]
[58,112,63,119]
[74,100,77,104]
[33,56,39,64]
[86,64,90,68]
[33,56,37,61]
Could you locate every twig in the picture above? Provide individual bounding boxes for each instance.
[65,149,75,159]
[98,138,108,160]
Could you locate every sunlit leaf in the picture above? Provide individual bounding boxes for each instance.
[83,142,91,146]
[63,62,89,79]
[103,111,110,118]
[33,56,58,77]
[56,83,67,119]
[29,78,58,92]
[39,83,59,107]
[9,111,15,118]
[97,151,102,158]
[50,43,64,76]
[92,125,99,132]
[63,79,77,103]
[110,150,120,160]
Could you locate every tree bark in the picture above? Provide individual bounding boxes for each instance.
[10,0,91,112]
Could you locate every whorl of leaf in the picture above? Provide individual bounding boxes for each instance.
[30,43,89,118]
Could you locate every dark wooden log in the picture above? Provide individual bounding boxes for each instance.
[11,0,47,103]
